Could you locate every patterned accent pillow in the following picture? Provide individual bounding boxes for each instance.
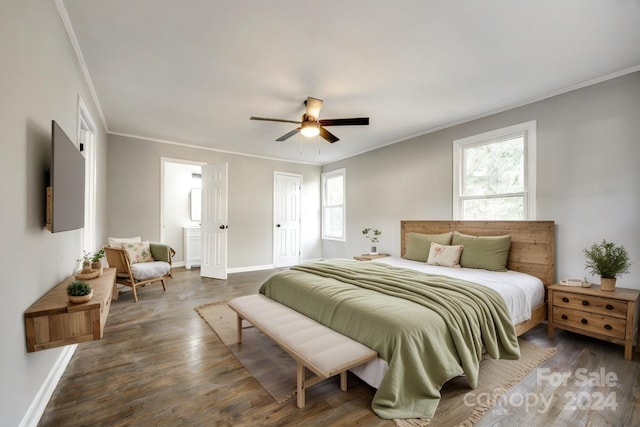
[427,242,463,268]
[121,241,154,264]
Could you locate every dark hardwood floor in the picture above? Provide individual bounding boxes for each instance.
[39,268,640,427]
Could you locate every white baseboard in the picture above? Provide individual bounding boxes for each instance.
[19,344,78,427]
[227,264,275,274]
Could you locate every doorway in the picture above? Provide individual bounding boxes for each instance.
[160,158,205,267]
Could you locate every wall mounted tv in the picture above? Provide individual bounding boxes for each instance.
[45,120,85,233]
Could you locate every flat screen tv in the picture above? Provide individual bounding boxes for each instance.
[46,120,85,232]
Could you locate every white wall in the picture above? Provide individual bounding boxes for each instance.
[0,2,108,425]
[107,134,322,269]
[323,72,640,290]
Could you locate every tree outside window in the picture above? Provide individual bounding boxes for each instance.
[453,121,536,220]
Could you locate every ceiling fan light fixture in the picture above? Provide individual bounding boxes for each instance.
[300,121,320,137]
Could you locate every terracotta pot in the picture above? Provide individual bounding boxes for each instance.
[68,290,93,304]
[600,277,616,291]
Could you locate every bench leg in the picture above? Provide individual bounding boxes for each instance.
[236,314,242,344]
[297,363,306,408]
[340,371,347,392]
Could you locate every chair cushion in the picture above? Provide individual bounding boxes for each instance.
[130,261,171,281]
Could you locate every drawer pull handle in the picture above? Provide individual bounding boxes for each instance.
[562,297,569,303]
[581,318,588,324]
[581,300,590,306]
[604,324,612,330]
[605,304,614,310]
[561,314,568,320]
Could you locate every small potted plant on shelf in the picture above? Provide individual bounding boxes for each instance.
[90,248,105,275]
[67,280,93,304]
[583,239,631,291]
[78,251,93,274]
[75,250,101,280]
[362,228,382,255]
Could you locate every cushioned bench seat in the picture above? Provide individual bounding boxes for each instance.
[228,294,378,408]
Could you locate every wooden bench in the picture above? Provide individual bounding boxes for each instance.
[228,294,378,408]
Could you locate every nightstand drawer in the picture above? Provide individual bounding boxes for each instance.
[553,291,628,318]
[553,308,626,340]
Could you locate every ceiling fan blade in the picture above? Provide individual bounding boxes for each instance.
[276,127,301,141]
[304,97,323,120]
[319,117,369,126]
[250,116,301,125]
[319,126,339,143]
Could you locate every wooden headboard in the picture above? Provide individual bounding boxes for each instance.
[400,221,556,286]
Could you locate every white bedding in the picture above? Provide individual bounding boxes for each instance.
[350,256,545,388]
[373,256,545,324]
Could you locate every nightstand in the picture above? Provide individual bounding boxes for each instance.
[548,283,640,360]
[353,254,390,261]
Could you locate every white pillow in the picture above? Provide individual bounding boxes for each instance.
[427,242,463,268]
[108,236,142,247]
[121,241,154,264]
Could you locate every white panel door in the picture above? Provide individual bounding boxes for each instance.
[274,173,301,267]
[201,163,228,279]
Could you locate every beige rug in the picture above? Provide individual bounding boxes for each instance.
[195,300,557,426]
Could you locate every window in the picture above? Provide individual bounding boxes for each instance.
[322,168,346,241]
[78,96,97,254]
[453,121,536,220]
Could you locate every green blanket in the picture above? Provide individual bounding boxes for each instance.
[258,259,520,419]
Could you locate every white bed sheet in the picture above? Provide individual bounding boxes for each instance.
[349,256,545,388]
[372,256,545,325]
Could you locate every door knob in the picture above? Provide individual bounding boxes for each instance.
[276,224,281,228]
[219,225,228,229]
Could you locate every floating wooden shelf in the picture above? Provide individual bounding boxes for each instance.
[24,268,117,353]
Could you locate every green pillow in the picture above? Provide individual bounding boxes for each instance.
[404,232,453,262]
[451,231,511,271]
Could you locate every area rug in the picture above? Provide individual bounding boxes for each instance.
[195,300,556,426]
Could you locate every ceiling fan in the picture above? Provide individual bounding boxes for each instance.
[250,96,369,143]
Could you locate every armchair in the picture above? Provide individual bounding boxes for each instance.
[104,241,176,302]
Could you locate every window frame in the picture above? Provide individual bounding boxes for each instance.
[78,96,98,255]
[453,121,536,220]
[321,168,346,241]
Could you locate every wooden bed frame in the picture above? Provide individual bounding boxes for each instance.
[400,220,556,336]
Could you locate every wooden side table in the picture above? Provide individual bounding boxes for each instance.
[353,254,390,261]
[548,283,640,360]
[25,268,116,352]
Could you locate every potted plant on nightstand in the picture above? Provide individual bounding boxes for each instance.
[67,280,93,304]
[362,228,382,255]
[583,239,631,291]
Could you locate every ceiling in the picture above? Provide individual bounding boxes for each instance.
[60,0,640,165]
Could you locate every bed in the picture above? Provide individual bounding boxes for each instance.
[258,220,555,419]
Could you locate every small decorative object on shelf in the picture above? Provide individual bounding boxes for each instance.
[90,248,105,276]
[76,249,105,279]
[362,227,382,255]
[583,239,631,291]
[67,280,93,304]
[78,251,93,274]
